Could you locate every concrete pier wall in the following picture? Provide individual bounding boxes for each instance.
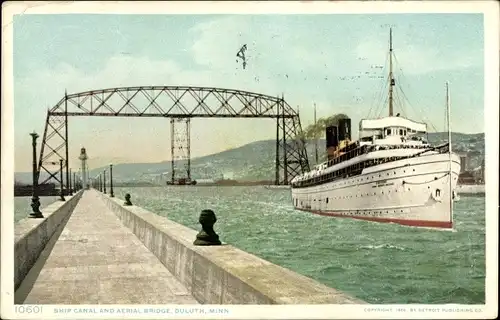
[14,191,83,290]
[456,184,485,195]
[98,192,365,304]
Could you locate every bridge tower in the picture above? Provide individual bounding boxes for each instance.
[169,118,193,185]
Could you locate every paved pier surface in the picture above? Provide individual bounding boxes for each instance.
[16,190,198,304]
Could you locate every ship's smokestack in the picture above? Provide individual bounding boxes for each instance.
[326,126,339,148]
[338,118,352,142]
[325,125,338,160]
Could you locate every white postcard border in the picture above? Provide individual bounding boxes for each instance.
[1,1,498,319]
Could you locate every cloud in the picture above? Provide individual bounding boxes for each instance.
[14,53,285,171]
[13,15,483,171]
[355,37,481,76]
[189,15,336,82]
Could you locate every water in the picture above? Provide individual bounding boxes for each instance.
[13,187,485,304]
[14,196,60,222]
[113,186,485,304]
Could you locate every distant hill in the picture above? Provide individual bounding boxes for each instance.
[15,132,484,184]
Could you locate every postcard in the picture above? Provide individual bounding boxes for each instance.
[1,1,498,319]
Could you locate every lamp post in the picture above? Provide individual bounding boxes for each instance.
[29,131,43,218]
[69,168,73,195]
[103,169,107,194]
[78,168,82,190]
[59,159,65,201]
[109,164,114,197]
[73,171,76,192]
[99,174,102,192]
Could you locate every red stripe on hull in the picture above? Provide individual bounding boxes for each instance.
[296,208,453,229]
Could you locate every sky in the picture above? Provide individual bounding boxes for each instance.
[13,13,484,172]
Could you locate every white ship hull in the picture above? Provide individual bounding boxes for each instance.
[291,153,461,229]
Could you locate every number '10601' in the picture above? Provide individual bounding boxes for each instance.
[15,306,42,314]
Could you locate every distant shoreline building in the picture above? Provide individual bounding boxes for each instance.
[458,151,484,185]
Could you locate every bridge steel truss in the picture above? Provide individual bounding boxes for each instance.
[37,86,310,188]
[170,117,191,183]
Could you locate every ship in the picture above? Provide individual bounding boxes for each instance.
[290,29,461,229]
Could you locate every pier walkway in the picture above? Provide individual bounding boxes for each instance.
[15,189,365,306]
[16,190,198,304]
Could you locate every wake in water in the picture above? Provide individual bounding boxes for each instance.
[111,186,485,304]
[381,220,459,232]
[359,243,406,251]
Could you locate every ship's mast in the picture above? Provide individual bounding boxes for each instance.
[314,102,318,164]
[446,81,453,224]
[388,28,395,117]
[446,82,452,155]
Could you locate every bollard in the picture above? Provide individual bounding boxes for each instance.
[30,197,42,218]
[123,193,133,206]
[193,209,222,246]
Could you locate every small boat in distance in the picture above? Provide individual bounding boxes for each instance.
[166,178,197,185]
[290,29,461,229]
